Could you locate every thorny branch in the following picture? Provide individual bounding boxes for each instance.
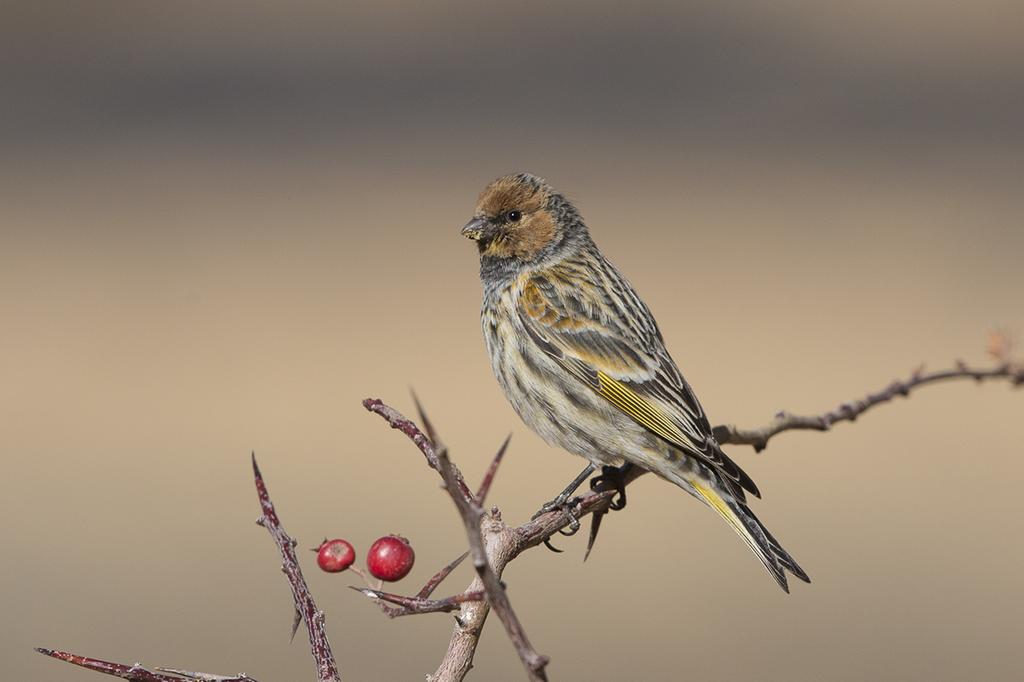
[361,396,649,680]
[434,442,551,682]
[34,648,257,682]
[37,334,1022,682]
[251,454,342,682]
[349,586,486,617]
[363,399,555,682]
[37,456,348,682]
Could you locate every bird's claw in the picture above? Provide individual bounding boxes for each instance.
[539,498,582,552]
[543,538,563,553]
[557,503,582,536]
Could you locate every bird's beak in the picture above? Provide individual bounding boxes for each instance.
[461,217,487,241]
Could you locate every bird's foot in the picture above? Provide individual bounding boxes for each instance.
[590,464,633,511]
[535,462,631,555]
[537,496,583,553]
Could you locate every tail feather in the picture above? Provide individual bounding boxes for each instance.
[759,518,811,584]
[689,478,810,593]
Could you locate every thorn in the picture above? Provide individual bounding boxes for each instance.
[410,389,440,446]
[417,551,469,599]
[476,433,512,504]
[290,609,302,642]
[584,511,606,561]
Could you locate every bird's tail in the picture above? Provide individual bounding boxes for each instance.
[664,467,810,592]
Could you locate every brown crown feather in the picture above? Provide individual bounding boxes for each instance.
[475,175,558,260]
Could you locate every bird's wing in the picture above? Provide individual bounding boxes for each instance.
[517,262,760,500]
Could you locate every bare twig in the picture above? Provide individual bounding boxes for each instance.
[36,458,343,682]
[34,648,257,682]
[252,454,342,682]
[351,587,485,617]
[154,669,257,682]
[712,361,1024,452]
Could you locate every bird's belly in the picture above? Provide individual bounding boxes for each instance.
[483,310,648,467]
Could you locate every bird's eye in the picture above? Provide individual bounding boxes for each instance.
[505,210,522,223]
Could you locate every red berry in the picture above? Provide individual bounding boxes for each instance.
[366,535,415,581]
[316,539,355,573]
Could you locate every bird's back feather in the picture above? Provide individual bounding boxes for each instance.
[516,252,760,500]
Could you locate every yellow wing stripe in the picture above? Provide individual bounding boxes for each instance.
[596,371,696,450]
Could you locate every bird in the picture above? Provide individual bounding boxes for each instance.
[460,172,809,592]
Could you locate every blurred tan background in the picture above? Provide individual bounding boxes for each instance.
[3,2,1023,680]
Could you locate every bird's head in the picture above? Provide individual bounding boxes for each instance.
[462,173,582,264]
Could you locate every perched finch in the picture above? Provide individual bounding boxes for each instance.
[461,173,809,592]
